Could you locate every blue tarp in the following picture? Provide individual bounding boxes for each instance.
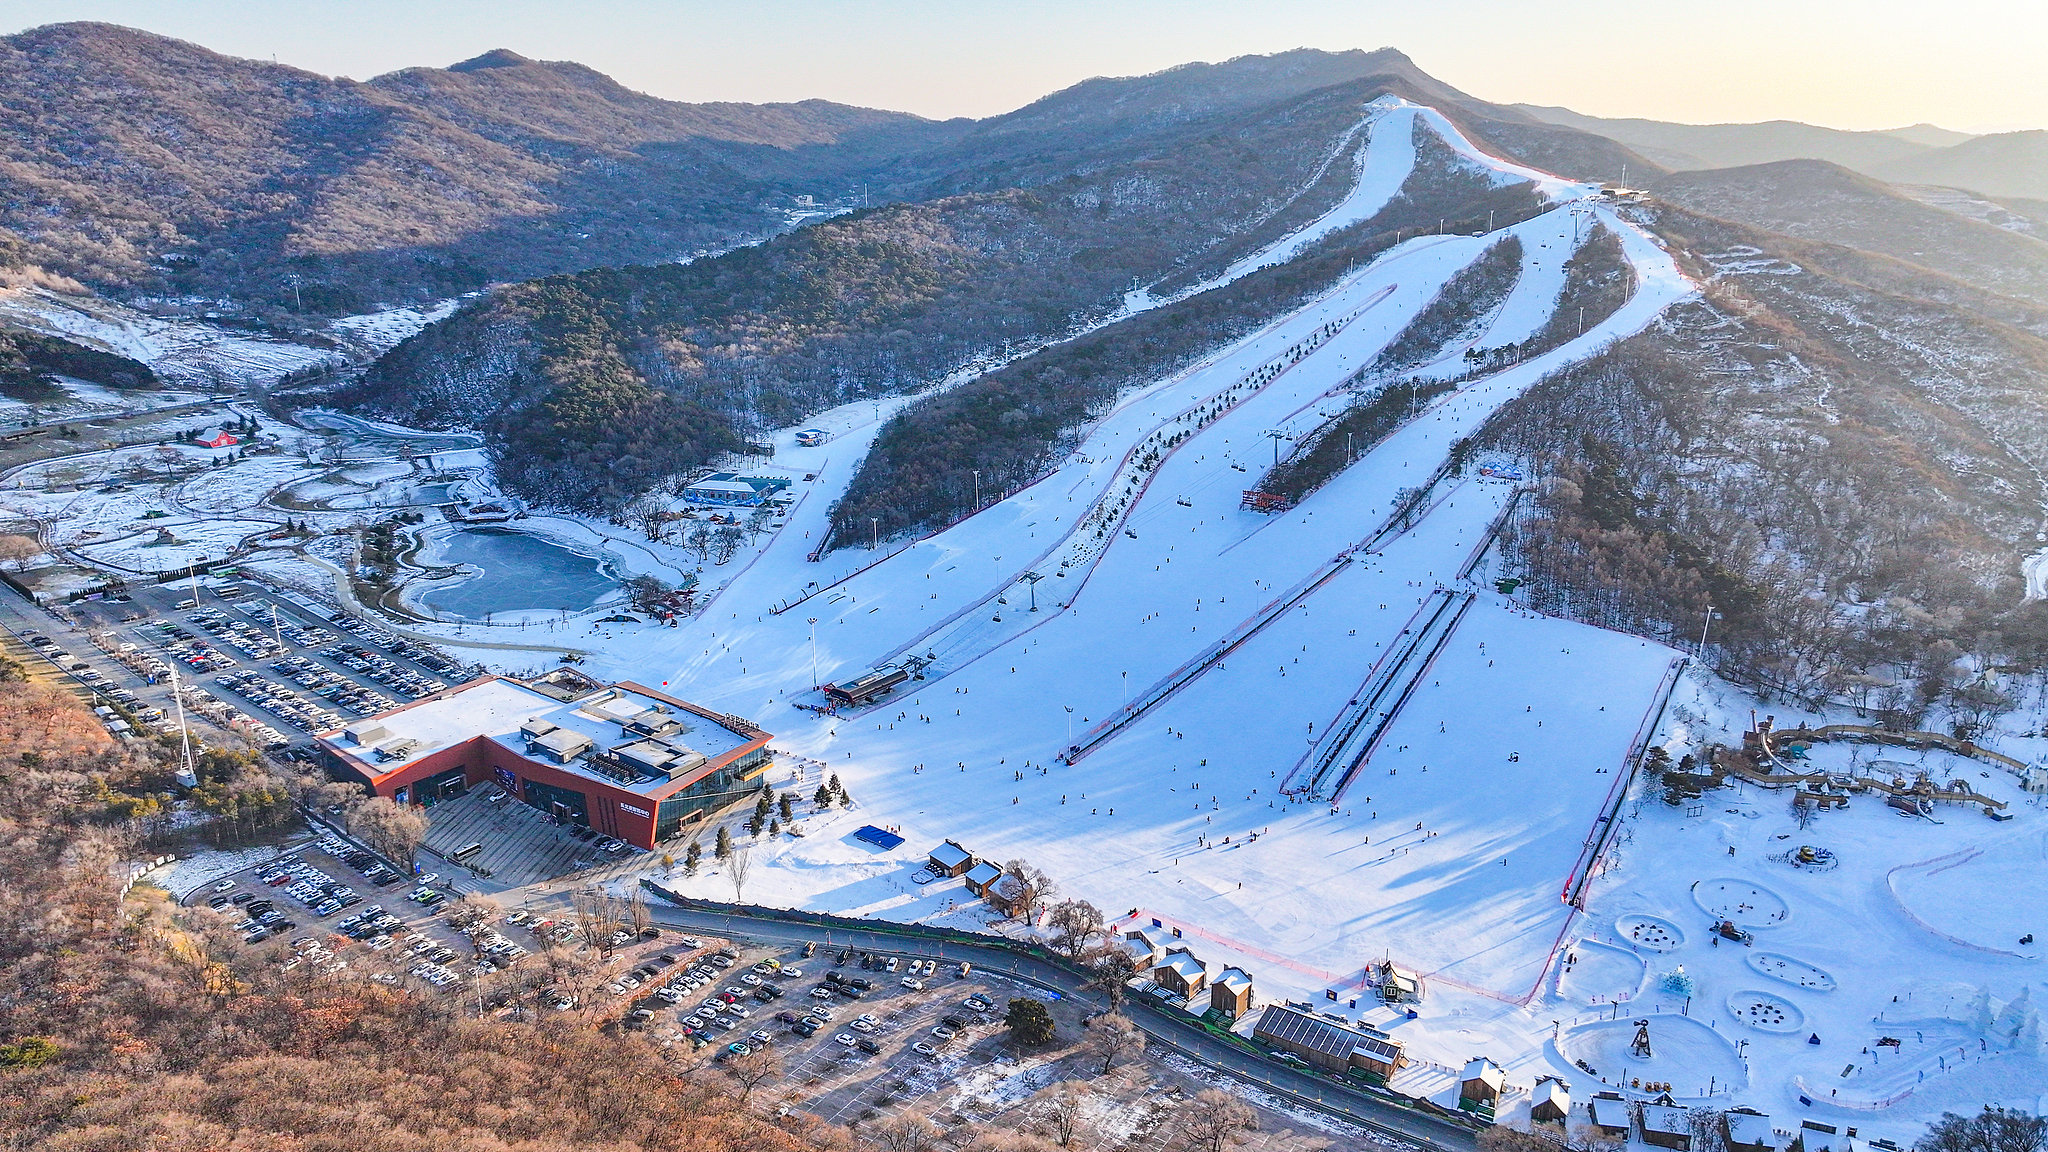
[854,825,904,850]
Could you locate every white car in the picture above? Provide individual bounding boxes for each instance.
[900,977,924,991]
[211,879,236,893]
[834,1033,857,1048]
[849,1020,877,1034]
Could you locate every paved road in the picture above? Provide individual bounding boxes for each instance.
[545,895,1477,1151]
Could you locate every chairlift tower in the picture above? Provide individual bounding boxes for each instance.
[1262,429,1290,467]
[1019,571,1044,612]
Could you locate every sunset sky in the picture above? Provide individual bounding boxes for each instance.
[4,0,2041,133]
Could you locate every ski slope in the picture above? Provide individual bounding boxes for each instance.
[411,99,1723,1109]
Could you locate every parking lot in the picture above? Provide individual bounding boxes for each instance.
[185,830,521,989]
[43,575,471,752]
[596,933,1064,1125]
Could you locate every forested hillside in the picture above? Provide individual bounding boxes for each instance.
[0,22,952,311]
[0,679,821,1152]
[347,75,1409,513]
[1477,203,2048,716]
[831,120,1549,541]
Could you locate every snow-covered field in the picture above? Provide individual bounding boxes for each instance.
[0,287,339,387]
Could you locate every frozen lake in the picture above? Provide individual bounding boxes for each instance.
[418,528,619,619]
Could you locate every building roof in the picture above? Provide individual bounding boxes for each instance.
[928,841,971,868]
[1462,1058,1506,1087]
[317,675,768,801]
[1252,1004,1402,1064]
[682,479,758,496]
[1156,947,1206,983]
[1214,966,1253,992]
[1726,1110,1774,1149]
[963,860,1002,887]
[1589,1094,1631,1130]
[1643,1105,1690,1136]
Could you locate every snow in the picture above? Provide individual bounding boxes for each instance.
[0,287,340,387]
[326,298,463,355]
[40,88,2038,1137]
[452,104,1703,1117]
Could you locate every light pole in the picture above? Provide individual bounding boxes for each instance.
[807,618,819,689]
[972,469,981,509]
[1696,605,1716,661]
[870,517,879,551]
[1065,705,1073,746]
[1121,670,1128,710]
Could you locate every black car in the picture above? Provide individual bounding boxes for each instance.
[847,977,872,991]
[754,985,780,1001]
[941,1015,968,1030]
[792,1022,817,1037]
[835,985,864,999]
[775,1011,800,1024]
[856,1038,882,1054]
[824,970,844,985]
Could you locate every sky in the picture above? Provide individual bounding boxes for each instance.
[1,0,2041,134]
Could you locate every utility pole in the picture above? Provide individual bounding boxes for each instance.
[972,469,981,509]
[1696,605,1716,661]
[870,517,879,551]
[807,618,819,689]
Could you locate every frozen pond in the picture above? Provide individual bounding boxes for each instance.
[418,528,619,619]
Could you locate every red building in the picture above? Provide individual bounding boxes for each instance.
[316,669,772,849]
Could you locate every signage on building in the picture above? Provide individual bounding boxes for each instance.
[619,801,651,818]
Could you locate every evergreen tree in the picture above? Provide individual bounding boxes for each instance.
[685,839,702,874]
[769,819,780,837]
[715,826,732,859]
[828,773,842,796]
[813,784,831,807]
[778,792,794,821]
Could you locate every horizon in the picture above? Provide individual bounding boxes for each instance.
[0,0,2041,135]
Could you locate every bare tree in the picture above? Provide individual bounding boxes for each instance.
[1047,898,1104,958]
[1082,942,1138,1013]
[1002,859,1056,921]
[727,845,754,904]
[629,889,651,934]
[344,795,429,866]
[1081,1011,1143,1075]
[1177,1088,1257,1152]
[722,1044,782,1105]
[0,534,41,570]
[869,1110,944,1152]
[1034,1081,1088,1148]
[571,889,629,958]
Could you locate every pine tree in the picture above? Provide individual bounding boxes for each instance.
[754,792,772,822]
[715,826,732,859]
[839,788,853,808]
[769,819,780,836]
[828,773,842,796]
[813,784,831,807]
[685,840,702,874]
[778,792,794,821]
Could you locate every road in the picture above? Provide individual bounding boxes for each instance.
[543,894,1478,1151]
